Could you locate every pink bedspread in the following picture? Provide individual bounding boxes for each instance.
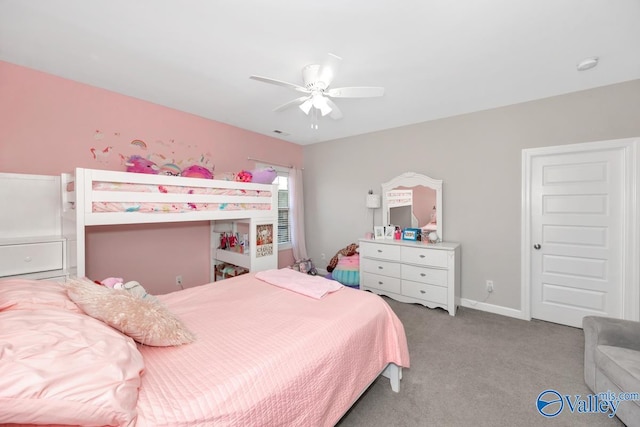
[135,273,410,427]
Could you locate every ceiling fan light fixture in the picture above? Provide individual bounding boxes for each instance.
[299,98,313,115]
[311,93,332,116]
[252,53,383,124]
[319,103,332,116]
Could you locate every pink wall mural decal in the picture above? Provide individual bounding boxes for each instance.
[89,128,222,177]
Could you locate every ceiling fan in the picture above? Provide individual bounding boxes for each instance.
[249,53,384,122]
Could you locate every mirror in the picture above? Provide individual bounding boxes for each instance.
[381,172,443,241]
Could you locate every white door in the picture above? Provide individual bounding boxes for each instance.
[530,147,624,327]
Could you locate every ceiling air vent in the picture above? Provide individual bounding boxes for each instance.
[273,130,290,136]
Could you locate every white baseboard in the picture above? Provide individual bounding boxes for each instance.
[460,298,528,320]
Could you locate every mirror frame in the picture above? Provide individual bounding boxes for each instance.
[381,171,443,241]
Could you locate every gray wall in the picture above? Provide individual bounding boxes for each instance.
[303,79,640,312]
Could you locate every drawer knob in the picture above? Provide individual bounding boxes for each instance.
[24,256,32,263]
[378,266,383,270]
[377,249,383,253]
[419,254,426,258]
[420,273,426,277]
[420,290,426,294]
[378,281,383,285]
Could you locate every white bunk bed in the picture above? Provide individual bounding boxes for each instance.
[61,168,278,278]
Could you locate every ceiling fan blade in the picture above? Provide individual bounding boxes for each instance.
[326,86,385,98]
[317,53,342,87]
[249,75,309,93]
[273,96,311,112]
[325,98,343,120]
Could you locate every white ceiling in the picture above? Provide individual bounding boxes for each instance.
[1,1,639,146]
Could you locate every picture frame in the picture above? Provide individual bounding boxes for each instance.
[384,225,395,239]
[402,228,421,241]
[374,226,385,240]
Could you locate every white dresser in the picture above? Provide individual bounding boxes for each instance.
[0,236,68,282]
[359,238,460,316]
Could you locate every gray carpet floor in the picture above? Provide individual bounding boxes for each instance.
[337,297,625,427]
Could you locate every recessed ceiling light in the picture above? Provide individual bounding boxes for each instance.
[577,57,599,71]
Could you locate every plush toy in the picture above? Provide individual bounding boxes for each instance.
[181,165,213,179]
[100,277,124,288]
[250,167,277,184]
[326,243,359,273]
[120,281,158,303]
[235,170,252,182]
[331,254,360,287]
[99,277,158,303]
[125,155,159,174]
[159,163,182,176]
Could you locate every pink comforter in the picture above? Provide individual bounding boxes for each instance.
[136,274,410,427]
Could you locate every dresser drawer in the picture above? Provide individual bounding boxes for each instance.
[361,272,401,294]
[0,242,63,277]
[402,280,447,304]
[360,242,401,262]
[401,264,447,287]
[361,257,401,277]
[401,246,448,268]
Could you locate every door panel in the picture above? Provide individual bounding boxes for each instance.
[543,225,607,247]
[541,283,606,311]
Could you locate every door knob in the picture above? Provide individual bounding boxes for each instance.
[534,244,541,250]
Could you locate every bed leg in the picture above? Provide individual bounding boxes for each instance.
[381,363,402,392]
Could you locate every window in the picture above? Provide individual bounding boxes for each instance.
[259,164,291,250]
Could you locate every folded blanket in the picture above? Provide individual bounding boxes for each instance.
[255,269,343,299]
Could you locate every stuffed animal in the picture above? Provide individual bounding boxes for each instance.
[181,165,213,179]
[326,243,359,273]
[120,281,158,303]
[125,155,159,174]
[331,254,360,287]
[235,170,252,182]
[250,167,277,184]
[159,163,182,176]
[100,277,124,288]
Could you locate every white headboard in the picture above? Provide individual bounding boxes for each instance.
[0,172,61,238]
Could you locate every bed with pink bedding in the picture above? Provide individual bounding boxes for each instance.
[0,272,410,426]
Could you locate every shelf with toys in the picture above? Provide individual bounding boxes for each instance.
[210,218,275,281]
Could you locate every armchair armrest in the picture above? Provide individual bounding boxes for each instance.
[583,316,640,391]
[584,316,640,351]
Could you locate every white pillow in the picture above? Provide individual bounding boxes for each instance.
[65,278,195,346]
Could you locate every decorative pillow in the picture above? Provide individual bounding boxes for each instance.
[0,307,144,426]
[65,278,195,346]
[331,254,360,288]
[0,278,81,312]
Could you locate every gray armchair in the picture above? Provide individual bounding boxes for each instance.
[583,316,640,427]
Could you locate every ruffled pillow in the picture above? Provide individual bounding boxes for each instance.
[65,278,195,346]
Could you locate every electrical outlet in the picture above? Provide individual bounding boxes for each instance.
[486,280,494,293]
[176,275,183,287]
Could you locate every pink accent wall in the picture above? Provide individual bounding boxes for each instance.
[0,61,301,293]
